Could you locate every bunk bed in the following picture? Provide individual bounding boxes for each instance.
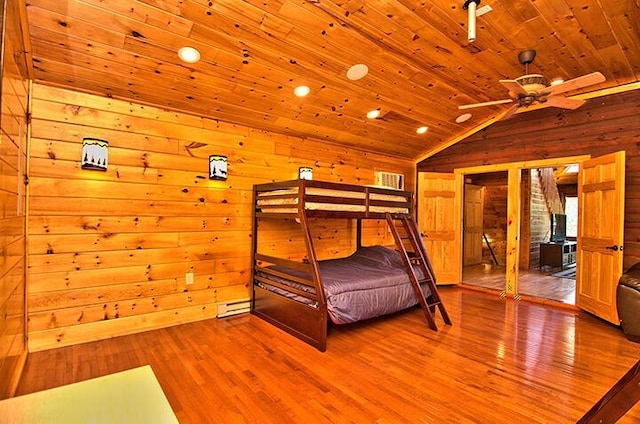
[251,179,451,351]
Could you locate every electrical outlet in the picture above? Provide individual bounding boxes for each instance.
[185,272,194,285]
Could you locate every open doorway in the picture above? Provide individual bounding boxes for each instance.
[461,166,578,305]
[461,171,508,292]
[520,165,578,305]
[420,151,624,323]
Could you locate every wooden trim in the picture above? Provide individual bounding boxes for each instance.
[453,155,592,175]
[15,0,33,79]
[505,169,521,295]
[413,110,507,163]
[578,359,640,423]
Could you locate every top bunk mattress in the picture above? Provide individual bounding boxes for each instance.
[255,180,412,215]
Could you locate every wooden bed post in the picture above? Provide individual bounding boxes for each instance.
[250,185,259,312]
[356,219,362,250]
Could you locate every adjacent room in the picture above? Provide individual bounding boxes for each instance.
[460,166,579,305]
[1,0,640,422]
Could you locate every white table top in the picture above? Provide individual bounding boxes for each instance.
[0,365,179,423]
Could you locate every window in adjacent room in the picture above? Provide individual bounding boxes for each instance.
[565,196,578,238]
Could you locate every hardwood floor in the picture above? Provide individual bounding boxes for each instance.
[16,287,640,423]
[463,264,577,305]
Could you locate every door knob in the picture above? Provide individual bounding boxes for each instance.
[605,245,623,251]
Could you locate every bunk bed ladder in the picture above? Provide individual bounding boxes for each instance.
[385,213,452,330]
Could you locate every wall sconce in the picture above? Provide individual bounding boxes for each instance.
[299,167,313,180]
[81,138,108,171]
[209,155,228,180]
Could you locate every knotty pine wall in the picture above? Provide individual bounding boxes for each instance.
[482,183,508,266]
[529,169,553,269]
[0,0,29,398]
[27,85,415,352]
[419,89,640,270]
[467,172,509,266]
[476,169,563,269]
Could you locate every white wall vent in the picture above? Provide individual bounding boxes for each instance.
[375,171,404,190]
[217,300,250,318]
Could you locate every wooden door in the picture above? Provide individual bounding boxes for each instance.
[417,172,463,284]
[464,184,484,265]
[576,151,626,324]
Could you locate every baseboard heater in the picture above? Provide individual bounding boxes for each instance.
[217,300,250,318]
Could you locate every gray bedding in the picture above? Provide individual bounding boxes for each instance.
[256,245,431,324]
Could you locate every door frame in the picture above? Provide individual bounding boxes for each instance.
[453,155,591,297]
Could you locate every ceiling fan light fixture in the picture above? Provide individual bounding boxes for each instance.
[455,113,472,123]
[416,126,428,134]
[457,51,605,117]
[347,64,369,81]
[366,109,381,119]
[294,85,311,97]
[515,74,547,92]
[178,46,201,63]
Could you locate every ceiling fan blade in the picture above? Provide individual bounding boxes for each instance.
[458,99,513,110]
[499,104,520,121]
[544,96,586,110]
[547,72,606,95]
[499,79,527,96]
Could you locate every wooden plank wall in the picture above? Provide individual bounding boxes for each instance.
[467,173,508,266]
[418,90,640,270]
[529,169,552,268]
[0,0,29,399]
[27,85,415,351]
[482,184,508,266]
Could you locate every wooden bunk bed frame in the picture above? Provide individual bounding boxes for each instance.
[251,179,451,351]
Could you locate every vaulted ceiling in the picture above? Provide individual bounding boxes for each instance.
[23,0,640,161]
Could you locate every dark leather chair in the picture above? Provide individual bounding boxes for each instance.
[617,263,640,342]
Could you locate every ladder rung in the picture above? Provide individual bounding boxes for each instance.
[385,212,452,329]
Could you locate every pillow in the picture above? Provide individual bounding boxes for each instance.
[350,245,404,268]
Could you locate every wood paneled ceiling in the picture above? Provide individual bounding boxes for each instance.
[23,0,640,160]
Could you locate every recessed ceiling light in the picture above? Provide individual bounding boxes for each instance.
[366,109,380,119]
[294,85,310,97]
[455,113,472,123]
[178,46,201,63]
[416,126,428,134]
[550,77,565,86]
[347,64,369,81]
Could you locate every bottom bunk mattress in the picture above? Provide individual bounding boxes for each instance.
[255,245,431,324]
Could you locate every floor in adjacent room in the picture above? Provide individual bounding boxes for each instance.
[462,263,576,305]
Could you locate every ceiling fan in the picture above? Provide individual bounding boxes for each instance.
[459,50,606,119]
